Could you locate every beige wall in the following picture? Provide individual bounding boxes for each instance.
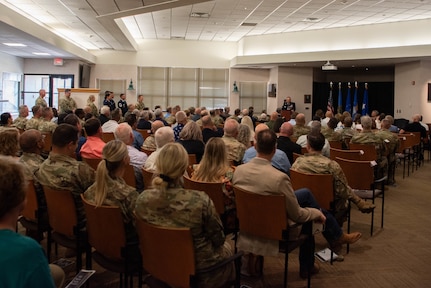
[395,61,431,123]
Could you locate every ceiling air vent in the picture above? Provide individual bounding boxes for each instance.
[190,12,210,18]
[241,22,257,27]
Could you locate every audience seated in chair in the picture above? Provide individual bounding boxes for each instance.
[0,156,65,288]
[350,115,388,178]
[243,124,291,175]
[233,129,362,279]
[192,137,236,231]
[376,119,400,185]
[135,143,235,287]
[222,119,247,166]
[81,118,106,159]
[296,121,330,157]
[291,132,375,225]
[141,120,165,152]
[277,122,302,165]
[178,121,205,163]
[0,127,20,159]
[144,126,174,172]
[114,123,148,192]
[84,140,139,242]
[35,124,95,227]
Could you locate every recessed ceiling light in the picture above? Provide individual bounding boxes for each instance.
[32,52,51,55]
[3,43,27,47]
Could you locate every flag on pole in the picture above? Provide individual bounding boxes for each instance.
[337,82,342,114]
[361,83,369,116]
[327,82,334,114]
[345,82,352,114]
[352,81,358,118]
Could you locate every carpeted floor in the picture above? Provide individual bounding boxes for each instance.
[21,157,431,287]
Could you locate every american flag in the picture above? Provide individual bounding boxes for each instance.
[327,82,334,113]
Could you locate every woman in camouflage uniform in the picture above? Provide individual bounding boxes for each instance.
[136,143,234,287]
[84,140,138,241]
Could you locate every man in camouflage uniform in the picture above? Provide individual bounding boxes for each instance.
[13,105,29,130]
[292,113,311,138]
[25,105,43,130]
[19,129,47,234]
[211,109,225,128]
[321,117,342,142]
[338,116,357,148]
[35,124,95,225]
[59,89,77,113]
[35,89,48,108]
[292,132,375,224]
[376,118,400,185]
[38,107,57,133]
[19,129,45,179]
[222,119,246,165]
[351,115,388,178]
[135,94,145,111]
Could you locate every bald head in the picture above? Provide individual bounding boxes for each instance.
[295,113,306,126]
[412,114,421,122]
[114,123,133,145]
[19,129,43,153]
[254,123,269,140]
[201,115,213,128]
[270,112,278,121]
[224,119,239,137]
[280,122,293,137]
[151,120,165,133]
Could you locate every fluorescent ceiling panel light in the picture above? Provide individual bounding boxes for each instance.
[3,43,27,47]
[32,52,51,55]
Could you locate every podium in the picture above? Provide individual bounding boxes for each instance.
[281,110,291,120]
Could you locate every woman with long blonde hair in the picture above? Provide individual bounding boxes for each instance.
[192,137,236,229]
[135,143,234,287]
[83,140,138,240]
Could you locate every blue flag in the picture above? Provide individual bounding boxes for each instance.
[352,82,358,118]
[361,83,369,116]
[327,83,334,114]
[345,83,352,114]
[337,82,342,114]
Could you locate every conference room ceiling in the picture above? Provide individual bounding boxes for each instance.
[1,0,431,68]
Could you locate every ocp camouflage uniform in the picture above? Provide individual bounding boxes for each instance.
[222,135,246,164]
[351,131,388,177]
[212,115,225,128]
[135,101,145,111]
[376,128,400,184]
[59,97,77,113]
[25,117,42,130]
[135,187,234,287]
[84,176,138,240]
[339,127,357,142]
[291,152,350,222]
[13,117,28,130]
[19,152,46,207]
[38,119,57,133]
[142,135,156,151]
[35,153,95,226]
[321,127,342,141]
[87,102,99,117]
[35,97,47,108]
[293,125,310,138]
[165,115,176,126]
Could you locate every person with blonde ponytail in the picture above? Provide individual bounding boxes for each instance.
[84,140,138,240]
[135,143,234,287]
